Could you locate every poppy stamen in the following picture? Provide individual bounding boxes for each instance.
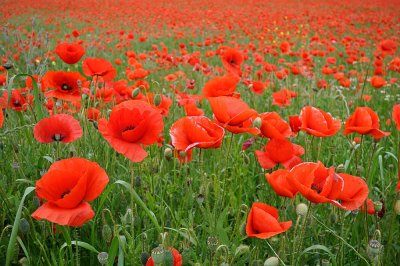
[61,83,72,91]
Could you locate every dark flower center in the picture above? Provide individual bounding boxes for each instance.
[13,100,21,107]
[52,134,64,141]
[61,83,72,91]
[123,125,136,132]
[61,190,70,198]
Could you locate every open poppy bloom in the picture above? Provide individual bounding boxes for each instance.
[259,112,293,139]
[82,58,116,82]
[298,106,341,137]
[343,107,390,140]
[265,169,298,198]
[255,138,304,170]
[392,104,400,130]
[170,116,225,152]
[221,47,243,77]
[208,96,259,135]
[288,162,343,204]
[246,202,292,239]
[98,100,164,162]
[42,71,85,102]
[32,158,109,226]
[202,75,239,98]
[146,248,182,266]
[34,114,82,143]
[55,43,85,64]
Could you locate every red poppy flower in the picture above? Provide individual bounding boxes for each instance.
[183,103,204,116]
[370,76,385,89]
[221,47,243,77]
[289,115,301,134]
[55,43,85,64]
[202,75,239,98]
[298,106,341,137]
[42,71,85,102]
[98,100,164,162]
[34,114,82,143]
[250,81,265,95]
[146,248,182,266]
[255,138,304,170]
[259,112,292,139]
[392,104,400,130]
[32,158,108,226]
[272,88,296,107]
[246,202,292,239]
[265,169,298,198]
[331,173,368,211]
[0,108,3,128]
[343,107,390,140]
[208,96,259,134]
[288,162,343,204]
[170,116,225,152]
[82,58,116,82]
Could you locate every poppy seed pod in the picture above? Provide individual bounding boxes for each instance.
[207,236,219,251]
[296,203,309,216]
[151,246,166,264]
[153,94,162,106]
[367,239,382,257]
[264,256,279,266]
[97,252,109,266]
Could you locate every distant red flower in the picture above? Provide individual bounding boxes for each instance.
[42,71,85,102]
[298,106,341,137]
[98,100,164,162]
[34,114,82,143]
[146,248,182,266]
[250,81,265,95]
[170,116,224,152]
[55,43,85,64]
[379,39,397,55]
[280,41,290,54]
[32,158,108,226]
[392,104,400,130]
[255,138,304,170]
[86,107,101,121]
[221,47,243,77]
[259,112,292,139]
[272,88,296,107]
[246,202,292,239]
[202,75,239,98]
[343,107,390,140]
[83,58,116,82]
[370,76,385,89]
[208,96,259,134]
[0,108,3,128]
[265,169,298,198]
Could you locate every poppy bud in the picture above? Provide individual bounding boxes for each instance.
[132,87,141,98]
[239,222,247,236]
[153,94,162,106]
[19,218,30,235]
[296,203,308,216]
[3,62,13,70]
[164,250,174,266]
[235,244,250,256]
[264,256,279,266]
[367,239,382,257]
[97,252,109,265]
[122,208,134,225]
[164,147,173,160]
[179,150,186,158]
[374,201,383,212]
[140,252,150,265]
[252,117,262,129]
[321,259,330,266]
[394,200,400,215]
[102,224,113,243]
[196,193,205,205]
[151,246,166,264]
[207,236,219,251]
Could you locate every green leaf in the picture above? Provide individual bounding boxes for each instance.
[60,240,99,254]
[107,236,119,266]
[6,186,35,266]
[115,180,161,232]
[298,244,337,266]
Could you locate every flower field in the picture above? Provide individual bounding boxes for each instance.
[0,0,399,265]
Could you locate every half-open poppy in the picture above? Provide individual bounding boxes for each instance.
[32,158,108,226]
[246,202,292,239]
[259,112,293,139]
[298,106,341,137]
[343,107,390,140]
[170,116,225,152]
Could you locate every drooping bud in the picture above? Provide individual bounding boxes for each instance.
[153,94,162,107]
[264,256,279,266]
[132,87,141,98]
[19,218,30,235]
[101,224,113,243]
[164,148,173,160]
